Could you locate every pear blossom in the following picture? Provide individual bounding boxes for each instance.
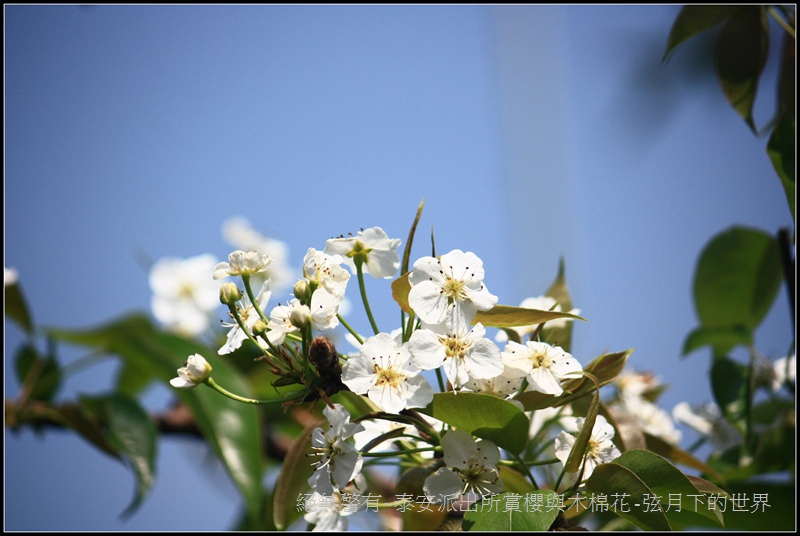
[219,280,271,355]
[673,401,741,453]
[614,369,662,400]
[613,396,681,445]
[5,266,19,286]
[554,415,621,481]
[170,354,212,389]
[408,322,503,390]
[529,404,575,441]
[324,226,402,279]
[495,295,581,343]
[303,248,350,298]
[423,429,503,502]
[303,491,363,532]
[408,249,498,327]
[221,216,295,295]
[461,364,525,400]
[213,249,271,280]
[149,254,221,337]
[266,300,301,346]
[502,340,582,396]
[341,332,433,414]
[308,404,364,496]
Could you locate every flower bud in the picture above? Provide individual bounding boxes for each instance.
[290,304,312,329]
[170,354,212,389]
[219,282,242,305]
[252,319,268,337]
[293,280,311,303]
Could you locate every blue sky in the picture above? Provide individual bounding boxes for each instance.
[4,5,793,531]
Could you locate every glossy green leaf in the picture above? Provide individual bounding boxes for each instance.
[418,392,530,454]
[273,418,319,530]
[564,389,600,475]
[714,6,769,131]
[643,432,727,486]
[14,344,61,402]
[80,393,157,518]
[46,313,265,524]
[585,463,672,531]
[516,350,631,411]
[663,5,742,62]
[767,115,795,221]
[4,278,34,335]
[612,450,724,527]
[687,226,782,356]
[682,325,752,357]
[462,491,561,531]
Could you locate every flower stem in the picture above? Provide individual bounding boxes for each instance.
[205,377,303,405]
[509,451,539,490]
[337,314,364,345]
[241,275,269,325]
[355,260,380,335]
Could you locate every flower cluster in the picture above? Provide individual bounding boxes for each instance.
[158,216,707,531]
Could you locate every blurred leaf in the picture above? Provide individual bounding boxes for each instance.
[710,356,748,428]
[714,6,769,131]
[767,115,796,221]
[687,226,782,356]
[541,258,576,353]
[585,463,672,531]
[564,390,600,474]
[79,393,157,518]
[663,5,743,62]
[273,418,319,530]
[682,325,752,357]
[775,30,795,122]
[644,432,727,486]
[498,465,536,495]
[418,392,530,454]
[462,490,561,531]
[611,450,724,527]
[15,344,61,402]
[516,349,631,411]
[47,313,265,524]
[5,278,34,335]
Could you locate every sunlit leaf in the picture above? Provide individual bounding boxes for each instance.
[714,6,769,131]
[682,325,752,357]
[612,450,724,527]
[401,199,425,275]
[273,418,319,530]
[644,433,727,486]
[541,257,577,353]
[585,463,672,531]
[418,392,530,454]
[462,491,561,531]
[564,389,600,475]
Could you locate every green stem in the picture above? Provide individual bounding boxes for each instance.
[360,446,439,458]
[509,451,539,490]
[242,275,269,325]
[228,303,269,354]
[337,314,364,345]
[205,377,305,405]
[355,260,380,335]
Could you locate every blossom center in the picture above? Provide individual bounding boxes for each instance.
[374,364,405,387]
[530,349,554,369]
[442,277,467,303]
[442,335,468,359]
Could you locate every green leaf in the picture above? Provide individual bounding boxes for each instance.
[462,491,561,531]
[643,433,727,486]
[767,115,795,221]
[418,392,530,454]
[47,313,265,524]
[4,278,34,335]
[273,418,319,530]
[14,344,61,402]
[585,463,672,531]
[710,356,748,427]
[611,450,724,527]
[714,6,769,131]
[682,325,752,357]
[401,199,425,276]
[515,350,631,411]
[687,226,782,356]
[79,393,157,518]
[663,5,743,62]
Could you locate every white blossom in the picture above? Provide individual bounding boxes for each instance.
[221,216,295,295]
[213,249,271,280]
[408,249,497,327]
[170,354,212,389]
[308,404,364,496]
[341,332,433,414]
[613,396,682,445]
[501,340,582,396]
[554,415,621,481]
[423,429,503,502]
[672,401,741,453]
[614,369,662,400]
[303,248,350,298]
[325,226,402,279]
[149,254,221,337]
[303,491,363,532]
[772,353,796,392]
[218,280,271,355]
